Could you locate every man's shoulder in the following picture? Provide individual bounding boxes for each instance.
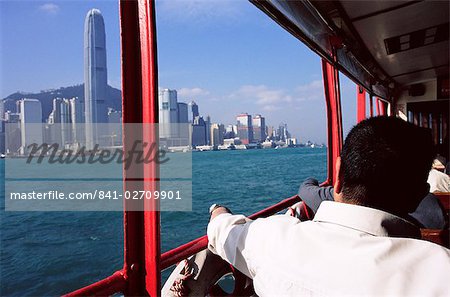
[430,169,450,179]
[390,236,450,257]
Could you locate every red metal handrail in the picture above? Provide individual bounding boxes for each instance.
[63,270,127,297]
[63,195,301,296]
[160,195,301,270]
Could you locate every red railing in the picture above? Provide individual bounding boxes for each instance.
[63,195,301,296]
[63,271,127,297]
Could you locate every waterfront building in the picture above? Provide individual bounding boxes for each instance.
[84,8,108,149]
[107,109,122,146]
[177,103,189,123]
[46,98,63,146]
[188,101,199,123]
[287,138,298,146]
[192,116,207,146]
[158,89,190,146]
[205,115,211,145]
[18,99,43,154]
[177,102,189,146]
[4,111,21,154]
[277,123,291,142]
[4,111,20,123]
[252,114,266,143]
[69,97,84,145]
[45,98,83,147]
[224,124,236,139]
[210,123,225,146]
[0,100,4,121]
[236,113,253,144]
[60,99,71,146]
[1,99,17,116]
[69,97,84,124]
[266,125,275,140]
[159,88,179,139]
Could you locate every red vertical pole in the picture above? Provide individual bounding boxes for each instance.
[120,0,160,296]
[369,95,374,117]
[376,98,387,116]
[322,59,343,185]
[357,85,366,123]
[375,97,380,115]
[139,0,161,296]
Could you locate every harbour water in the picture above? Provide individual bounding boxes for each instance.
[0,147,326,296]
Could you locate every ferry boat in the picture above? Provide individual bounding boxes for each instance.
[64,0,449,296]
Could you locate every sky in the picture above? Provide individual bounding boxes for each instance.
[0,0,358,143]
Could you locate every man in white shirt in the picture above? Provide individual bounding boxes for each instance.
[427,157,450,192]
[208,116,450,296]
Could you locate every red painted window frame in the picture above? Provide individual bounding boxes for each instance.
[63,1,348,295]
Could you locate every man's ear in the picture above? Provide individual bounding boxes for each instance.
[333,157,344,202]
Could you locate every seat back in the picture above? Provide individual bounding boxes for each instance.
[420,192,449,248]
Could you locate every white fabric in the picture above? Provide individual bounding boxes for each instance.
[427,168,450,193]
[207,201,450,297]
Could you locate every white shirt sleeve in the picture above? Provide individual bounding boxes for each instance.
[207,213,254,277]
[207,212,301,279]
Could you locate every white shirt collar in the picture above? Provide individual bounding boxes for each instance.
[313,201,421,239]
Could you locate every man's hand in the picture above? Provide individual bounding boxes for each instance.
[209,204,231,221]
[285,201,312,221]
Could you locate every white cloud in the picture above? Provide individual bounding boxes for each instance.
[39,3,60,15]
[295,80,323,101]
[156,0,243,23]
[262,105,281,111]
[230,84,293,111]
[177,87,210,99]
[229,84,298,112]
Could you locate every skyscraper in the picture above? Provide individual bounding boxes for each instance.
[210,123,225,146]
[188,101,199,123]
[69,97,84,144]
[18,99,43,154]
[177,102,189,146]
[236,113,253,144]
[192,116,207,146]
[84,9,108,149]
[252,114,266,143]
[205,115,211,145]
[159,89,179,139]
[277,123,291,142]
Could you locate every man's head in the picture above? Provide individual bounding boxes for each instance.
[333,116,433,217]
[432,156,446,172]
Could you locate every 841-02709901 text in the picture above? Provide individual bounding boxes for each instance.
[9,190,182,200]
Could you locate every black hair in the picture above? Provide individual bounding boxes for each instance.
[340,116,434,216]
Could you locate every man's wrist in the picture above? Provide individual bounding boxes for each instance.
[209,204,231,220]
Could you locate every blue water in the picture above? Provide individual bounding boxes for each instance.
[0,147,326,296]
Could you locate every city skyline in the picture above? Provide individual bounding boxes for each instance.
[0,1,358,143]
[158,88,303,149]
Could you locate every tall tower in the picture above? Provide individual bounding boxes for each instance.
[84,9,108,149]
[236,113,253,144]
[188,101,199,123]
[252,114,266,143]
[158,89,179,139]
[18,99,43,154]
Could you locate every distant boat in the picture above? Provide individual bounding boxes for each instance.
[0,153,5,158]
[275,145,287,149]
